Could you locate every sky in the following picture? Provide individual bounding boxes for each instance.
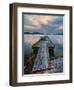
[23,14,63,35]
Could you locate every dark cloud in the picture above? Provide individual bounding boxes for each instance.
[23,15,63,35]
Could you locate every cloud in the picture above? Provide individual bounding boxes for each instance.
[23,15,63,35]
[58,24,63,30]
[24,25,35,29]
[24,15,58,29]
[52,24,63,31]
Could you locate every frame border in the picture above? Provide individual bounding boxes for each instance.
[9,3,72,86]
